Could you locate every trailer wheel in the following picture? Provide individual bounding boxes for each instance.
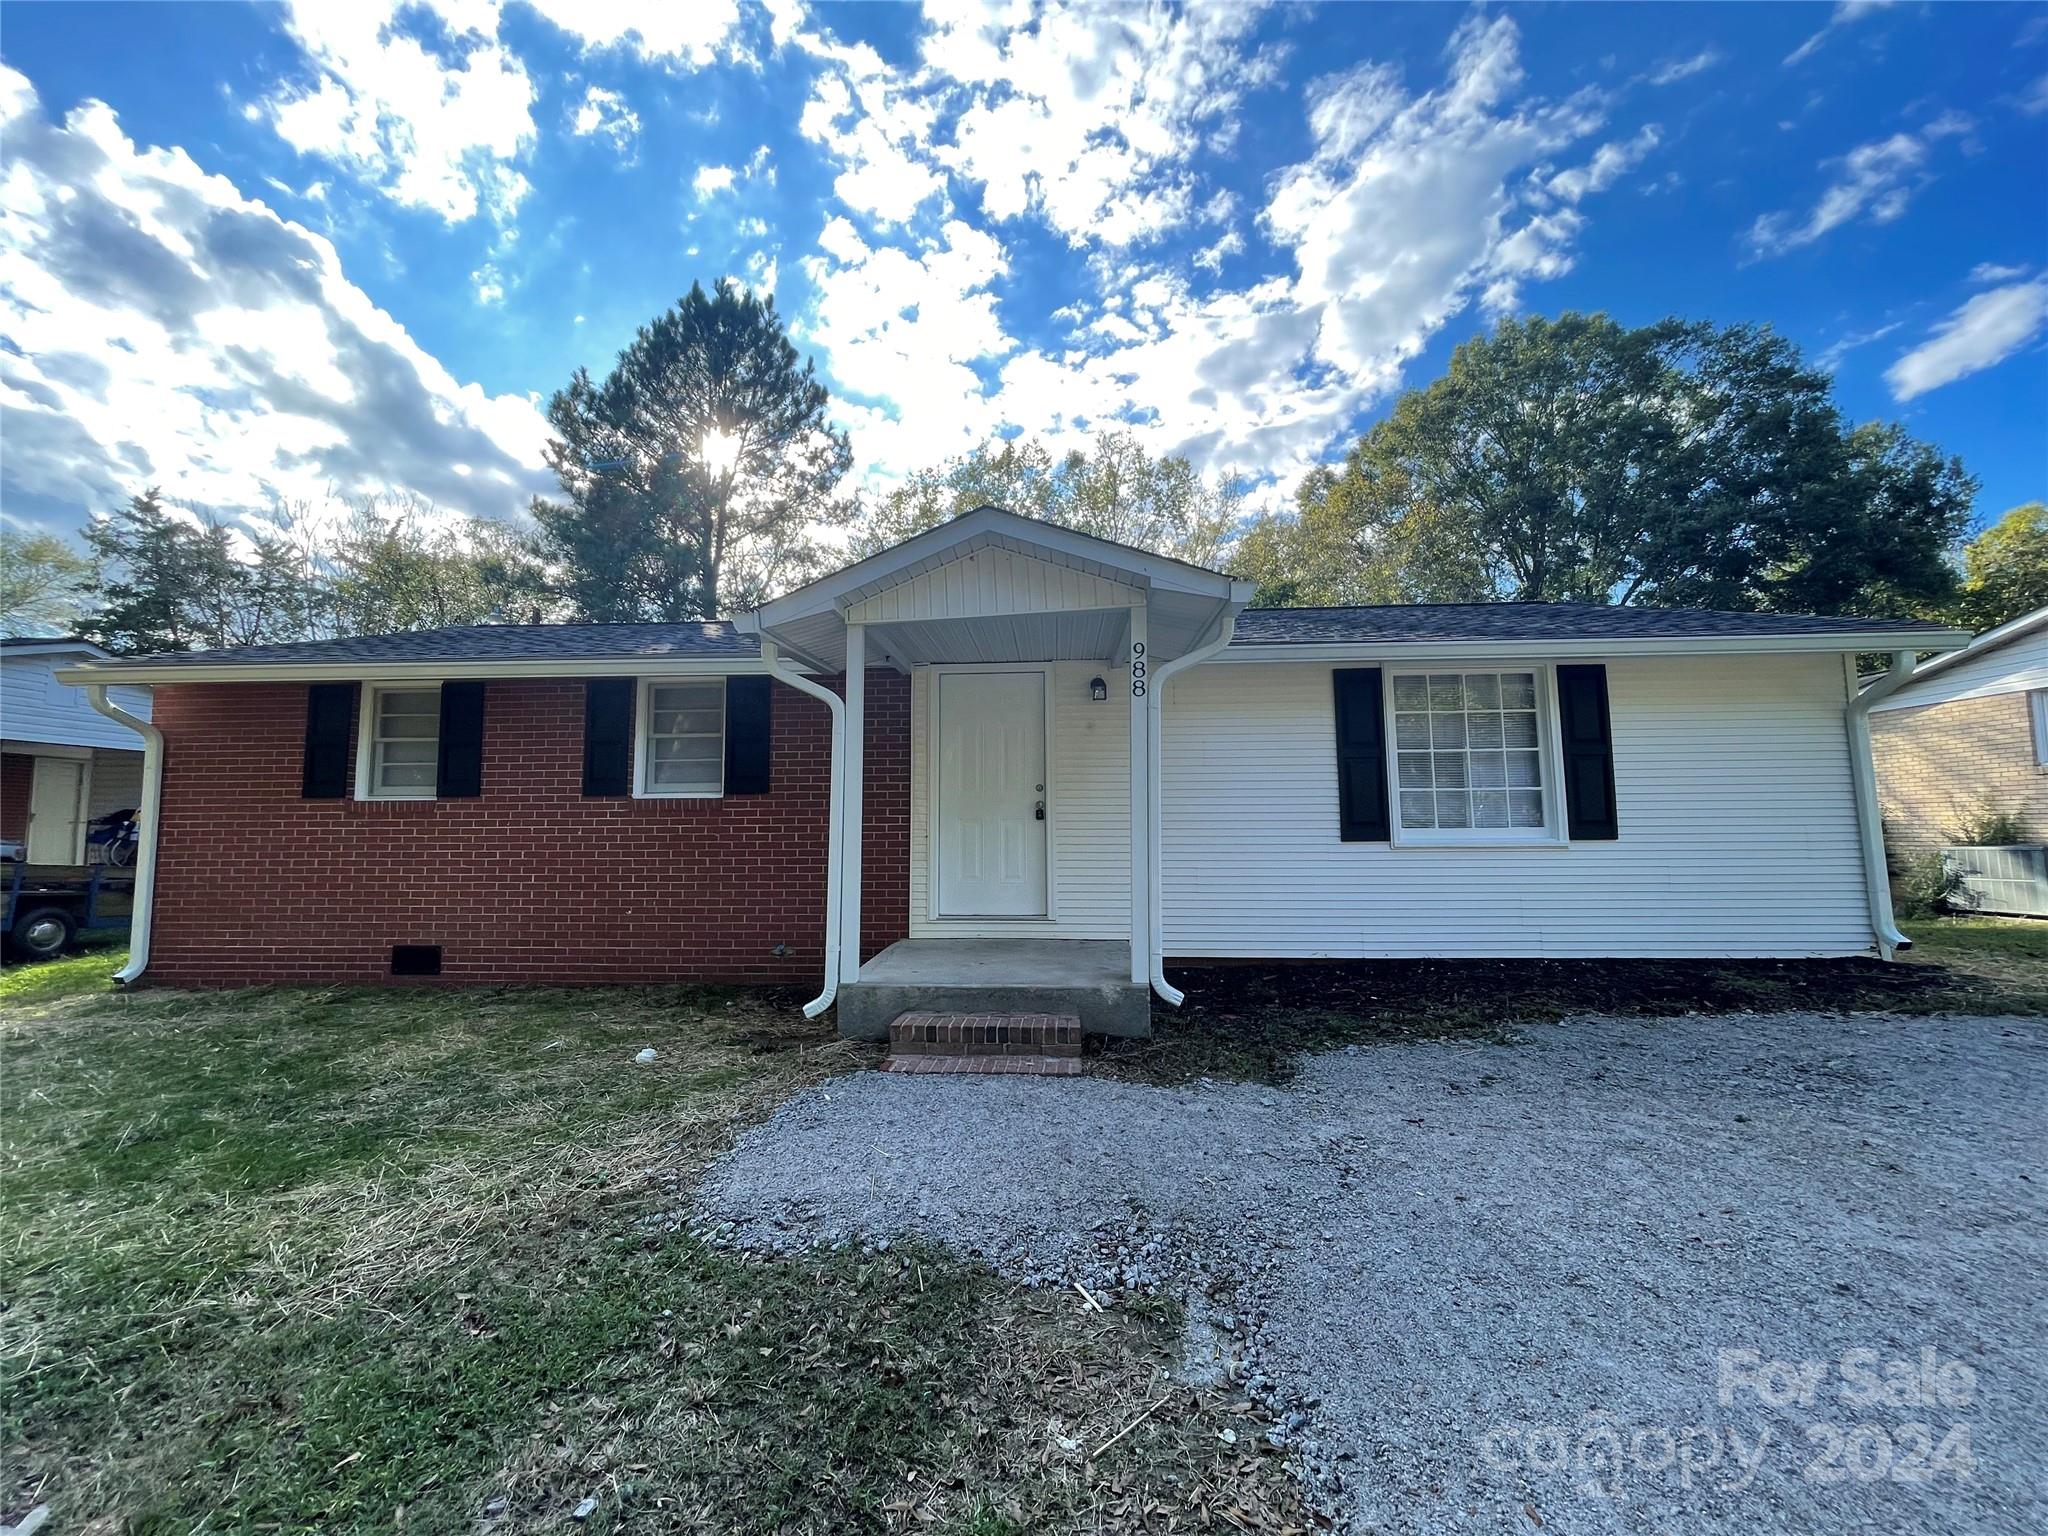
[10,907,76,960]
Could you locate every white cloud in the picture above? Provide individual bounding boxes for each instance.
[1969,261,2032,284]
[1647,50,1722,86]
[1886,277,2048,400]
[1815,320,1901,372]
[693,163,737,196]
[0,67,549,531]
[1748,130,1929,256]
[780,0,1283,245]
[517,0,744,66]
[1193,230,1245,274]
[571,84,640,151]
[261,0,536,225]
[1546,125,1662,204]
[471,262,507,305]
[2019,72,2048,116]
[1785,1,1894,67]
[795,15,1633,494]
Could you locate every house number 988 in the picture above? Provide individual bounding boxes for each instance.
[1131,641,1147,697]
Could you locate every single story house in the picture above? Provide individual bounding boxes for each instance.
[1869,605,2048,859]
[1,636,153,863]
[57,507,1967,1035]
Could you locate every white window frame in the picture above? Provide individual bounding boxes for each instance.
[633,677,727,799]
[2031,690,2048,769]
[1381,661,1570,849]
[354,682,442,802]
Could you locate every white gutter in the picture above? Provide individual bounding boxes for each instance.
[55,656,793,688]
[83,685,161,985]
[758,639,845,1018]
[1146,600,1246,1006]
[1213,631,1972,664]
[1845,650,1917,959]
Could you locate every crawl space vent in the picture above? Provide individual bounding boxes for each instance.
[390,944,443,977]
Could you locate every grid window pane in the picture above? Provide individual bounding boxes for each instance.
[372,688,440,796]
[1391,671,1547,834]
[644,682,724,794]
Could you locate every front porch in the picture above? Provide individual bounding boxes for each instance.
[836,937,1149,1039]
[739,506,1253,1038]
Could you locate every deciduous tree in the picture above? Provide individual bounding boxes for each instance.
[1238,314,1975,615]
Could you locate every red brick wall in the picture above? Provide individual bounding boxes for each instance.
[1,752,33,844]
[145,673,910,987]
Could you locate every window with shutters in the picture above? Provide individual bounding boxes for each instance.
[356,684,441,800]
[635,679,725,796]
[1386,668,1564,845]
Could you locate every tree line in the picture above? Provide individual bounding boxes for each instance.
[1,286,2037,652]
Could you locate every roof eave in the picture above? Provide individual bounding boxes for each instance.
[54,655,790,687]
[1216,630,1972,662]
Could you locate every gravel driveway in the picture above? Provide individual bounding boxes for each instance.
[696,1011,2047,1534]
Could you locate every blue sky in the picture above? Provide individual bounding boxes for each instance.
[1,0,2043,549]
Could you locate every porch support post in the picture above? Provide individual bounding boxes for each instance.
[839,621,866,984]
[1127,601,1150,985]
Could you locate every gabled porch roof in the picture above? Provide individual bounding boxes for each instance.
[738,505,1253,670]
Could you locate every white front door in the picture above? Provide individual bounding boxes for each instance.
[26,757,86,864]
[936,670,1048,917]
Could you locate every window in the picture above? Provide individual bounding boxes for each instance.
[360,685,440,800]
[637,679,725,796]
[2032,690,2048,768]
[1390,670,1555,840]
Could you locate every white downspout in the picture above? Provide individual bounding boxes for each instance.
[1845,649,1917,959]
[84,685,161,985]
[759,640,846,1017]
[1146,605,1242,1006]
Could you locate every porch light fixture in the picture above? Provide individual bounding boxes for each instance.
[1089,676,1108,702]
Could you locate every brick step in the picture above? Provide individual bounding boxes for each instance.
[886,1011,1084,1059]
[882,1053,1083,1076]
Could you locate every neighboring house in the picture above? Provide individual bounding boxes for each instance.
[56,508,1966,1031]
[0,637,152,863]
[1868,606,2048,860]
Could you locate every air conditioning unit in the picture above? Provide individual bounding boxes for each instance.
[1941,844,2048,918]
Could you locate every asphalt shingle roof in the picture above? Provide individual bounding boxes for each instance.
[1229,604,1955,645]
[88,622,758,670]
[69,605,1954,673]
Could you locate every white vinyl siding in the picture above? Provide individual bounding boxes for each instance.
[360,685,440,800]
[1161,653,1870,959]
[87,748,144,818]
[0,650,152,751]
[910,660,1130,939]
[1868,625,2048,712]
[637,680,725,797]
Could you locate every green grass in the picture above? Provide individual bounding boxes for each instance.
[0,944,129,1006]
[1903,914,2048,961]
[2,983,1299,1535]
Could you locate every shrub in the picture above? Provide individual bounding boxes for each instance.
[1951,806,2031,847]
[1894,851,1962,919]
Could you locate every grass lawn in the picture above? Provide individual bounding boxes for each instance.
[1900,914,2048,1007]
[2,982,1301,1535]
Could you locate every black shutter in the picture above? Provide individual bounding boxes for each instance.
[582,679,634,797]
[436,681,486,798]
[301,682,356,799]
[724,675,773,795]
[1332,668,1390,842]
[1555,663,1619,841]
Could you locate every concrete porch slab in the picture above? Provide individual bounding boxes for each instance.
[836,939,1151,1041]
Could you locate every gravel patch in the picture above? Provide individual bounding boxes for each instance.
[694,1011,2048,1534]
